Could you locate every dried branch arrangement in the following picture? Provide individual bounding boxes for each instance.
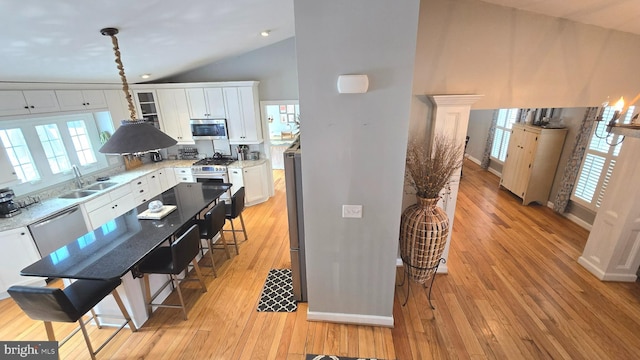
[405,134,464,199]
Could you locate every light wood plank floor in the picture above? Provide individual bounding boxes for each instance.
[1,160,640,359]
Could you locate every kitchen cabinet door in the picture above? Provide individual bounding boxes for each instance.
[228,167,244,196]
[56,90,107,111]
[104,89,133,130]
[243,164,268,206]
[157,89,193,144]
[186,88,226,119]
[224,86,263,144]
[0,90,29,116]
[0,145,19,187]
[0,227,45,297]
[22,90,60,114]
[85,185,134,229]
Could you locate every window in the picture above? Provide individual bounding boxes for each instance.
[0,113,108,194]
[35,124,71,174]
[490,108,519,162]
[572,106,635,210]
[0,128,40,182]
[67,120,97,166]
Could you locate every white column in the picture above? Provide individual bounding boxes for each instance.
[579,135,640,282]
[428,95,482,273]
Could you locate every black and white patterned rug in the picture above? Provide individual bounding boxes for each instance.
[306,355,384,360]
[256,268,297,312]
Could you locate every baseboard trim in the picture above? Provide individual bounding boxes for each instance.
[307,310,394,327]
[487,167,501,177]
[578,256,638,282]
[545,201,593,231]
[466,155,481,165]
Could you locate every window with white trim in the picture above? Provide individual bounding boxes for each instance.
[67,120,97,166]
[571,106,635,210]
[35,124,72,174]
[0,113,108,194]
[0,128,40,183]
[490,108,519,162]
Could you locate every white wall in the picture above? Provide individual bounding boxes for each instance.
[413,0,640,110]
[160,38,299,101]
[294,0,420,325]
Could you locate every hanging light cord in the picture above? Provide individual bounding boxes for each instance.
[101,27,137,122]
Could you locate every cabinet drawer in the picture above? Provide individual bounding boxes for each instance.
[109,184,132,201]
[83,193,111,213]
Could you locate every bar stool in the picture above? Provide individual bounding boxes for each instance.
[195,201,231,277]
[137,224,207,320]
[8,278,136,360]
[224,187,248,255]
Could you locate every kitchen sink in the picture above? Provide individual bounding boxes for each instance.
[59,190,98,199]
[84,182,118,191]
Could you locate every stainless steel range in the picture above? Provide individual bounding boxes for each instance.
[191,156,235,202]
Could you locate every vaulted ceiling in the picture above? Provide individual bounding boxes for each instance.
[0,0,636,84]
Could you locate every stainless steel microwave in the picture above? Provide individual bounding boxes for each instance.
[190,119,228,140]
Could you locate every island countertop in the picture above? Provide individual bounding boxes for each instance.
[20,182,227,281]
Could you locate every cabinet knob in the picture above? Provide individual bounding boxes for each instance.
[24,106,29,109]
[30,105,35,108]
[20,232,25,236]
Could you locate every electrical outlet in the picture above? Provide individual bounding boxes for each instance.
[342,205,363,218]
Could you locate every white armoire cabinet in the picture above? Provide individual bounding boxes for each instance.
[500,123,567,205]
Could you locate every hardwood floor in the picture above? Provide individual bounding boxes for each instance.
[1,160,640,359]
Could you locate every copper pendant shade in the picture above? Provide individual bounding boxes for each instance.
[98,27,176,154]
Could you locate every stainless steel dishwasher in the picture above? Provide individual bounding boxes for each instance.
[28,205,88,257]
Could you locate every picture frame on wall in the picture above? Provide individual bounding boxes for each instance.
[287,105,295,113]
[280,114,288,123]
[280,105,287,113]
[288,114,295,123]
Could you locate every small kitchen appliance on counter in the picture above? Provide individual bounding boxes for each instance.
[0,188,21,218]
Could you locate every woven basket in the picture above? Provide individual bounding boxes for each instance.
[399,196,449,284]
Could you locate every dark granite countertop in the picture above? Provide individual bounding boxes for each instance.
[20,182,228,280]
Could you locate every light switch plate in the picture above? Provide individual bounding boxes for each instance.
[342,205,363,218]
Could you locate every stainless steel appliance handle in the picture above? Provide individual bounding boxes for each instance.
[30,206,81,228]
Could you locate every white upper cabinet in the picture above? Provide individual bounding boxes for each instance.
[0,90,60,116]
[56,90,107,111]
[185,88,226,119]
[0,91,30,116]
[104,89,133,130]
[224,86,263,144]
[156,89,194,144]
[21,90,61,114]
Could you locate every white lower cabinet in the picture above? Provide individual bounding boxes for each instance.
[83,185,134,230]
[0,227,46,299]
[174,167,194,183]
[156,168,177,191]
[228,161,269,206]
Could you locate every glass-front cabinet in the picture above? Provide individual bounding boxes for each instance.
[133,90,161,129]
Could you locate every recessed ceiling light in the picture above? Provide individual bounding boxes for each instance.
[260,30,270,37]
[140,74,151,79]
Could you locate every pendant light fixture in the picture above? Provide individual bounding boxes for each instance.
[98,27,176,159]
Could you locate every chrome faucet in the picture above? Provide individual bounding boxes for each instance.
[72,165,84,188]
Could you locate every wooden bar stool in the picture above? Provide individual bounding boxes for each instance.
[137,224,207,321]
[8,278,136,360]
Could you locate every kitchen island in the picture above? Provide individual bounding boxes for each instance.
[19,182,228,327]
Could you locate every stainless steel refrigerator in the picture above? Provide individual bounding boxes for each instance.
[284,138,307,302]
